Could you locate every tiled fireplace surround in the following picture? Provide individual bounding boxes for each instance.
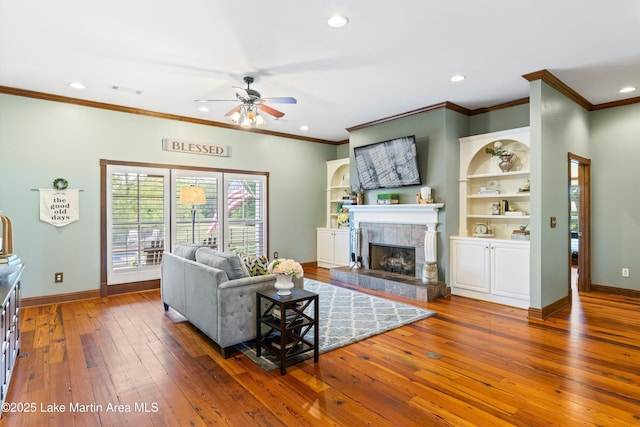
[330,204,450,302]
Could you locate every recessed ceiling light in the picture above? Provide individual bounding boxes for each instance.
[327,15,348,28]
[69,81,85,90]
[198,106,209,112]
[300,125,309,132]
[619,86,636,93]
[450,75,466,83]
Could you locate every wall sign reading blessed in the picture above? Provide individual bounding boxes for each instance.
[162,138,230,157]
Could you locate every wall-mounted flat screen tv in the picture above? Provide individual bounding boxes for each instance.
[354,135,421,190]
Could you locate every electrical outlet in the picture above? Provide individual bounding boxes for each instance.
[622,268,629,277]
[54,272,64,283]
[273,251,279,259]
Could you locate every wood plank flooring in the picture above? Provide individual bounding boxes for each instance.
[2,267,640,426]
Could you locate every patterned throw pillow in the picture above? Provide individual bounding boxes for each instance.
[241,255,270,276]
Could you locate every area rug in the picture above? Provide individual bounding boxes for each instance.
[236,278,436,371]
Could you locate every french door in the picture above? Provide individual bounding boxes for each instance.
[104,162,267,286]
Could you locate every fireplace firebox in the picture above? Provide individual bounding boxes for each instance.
[369,243,415,276]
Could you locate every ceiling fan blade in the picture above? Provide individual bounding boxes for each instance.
[261,97,297,104]
[224,105,241,116]
[258,104,285,118]
[195,99,237,102]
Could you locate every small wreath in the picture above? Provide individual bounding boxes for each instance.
[53,178,69,190]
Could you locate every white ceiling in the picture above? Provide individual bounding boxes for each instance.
[1,1,639,142]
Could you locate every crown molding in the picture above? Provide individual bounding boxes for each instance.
[591,95,640,111]
[468,97,530,116]
[522,69,640,112]
[346,101,472,133]
[3,79,638,142]
[0,85,341,145]
[522,69,591,110]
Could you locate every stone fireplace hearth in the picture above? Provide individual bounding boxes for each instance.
[329,204,449,302]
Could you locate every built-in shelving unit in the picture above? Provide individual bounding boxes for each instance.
[317,158,350,269]
[451,127,531,308]
[459,127,531,239]
[325,158,350,228]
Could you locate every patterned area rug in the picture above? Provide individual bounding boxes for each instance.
[236,278,437,371]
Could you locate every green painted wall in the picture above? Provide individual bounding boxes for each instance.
[469,103,530,135]
[0,94,338,298]
[347,108,466,281]
[529,81,590,308]
[590,103,640,290]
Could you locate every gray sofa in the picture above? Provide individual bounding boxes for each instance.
[161,243,303,358]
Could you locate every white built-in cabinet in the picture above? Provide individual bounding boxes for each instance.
[316,228,350,268]
[450,237,529,308]
[450,127,531,308]
[317,158,351,268]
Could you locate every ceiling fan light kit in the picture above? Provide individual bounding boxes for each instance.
[229,104,266,128]
[197,75,297,130]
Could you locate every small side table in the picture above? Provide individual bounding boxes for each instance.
[256,288,319,375]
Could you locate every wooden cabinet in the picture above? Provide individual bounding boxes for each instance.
[0,264,22,412]
[450,237,529,308]
[317,228,350,268]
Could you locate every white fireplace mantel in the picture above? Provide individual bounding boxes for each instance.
[349,203,443,229]
[349,203,444,265]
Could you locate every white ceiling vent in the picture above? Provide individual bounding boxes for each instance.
[111,85,143,95]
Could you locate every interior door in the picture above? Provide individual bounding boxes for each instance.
[568,153,591,292]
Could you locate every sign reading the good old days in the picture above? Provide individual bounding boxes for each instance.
[162,138,230,157]
[39,189,80,227]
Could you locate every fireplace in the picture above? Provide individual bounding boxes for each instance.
[329,204,449,302]
[370,243,415,276]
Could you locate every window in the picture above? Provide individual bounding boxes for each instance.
[172,171,222,248]
[224,174,266,256]
[106,165,170,285]
[103,161,268,287]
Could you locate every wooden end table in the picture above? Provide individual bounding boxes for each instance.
[256,288,319,375]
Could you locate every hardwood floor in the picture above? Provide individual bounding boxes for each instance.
[2,267,640,426]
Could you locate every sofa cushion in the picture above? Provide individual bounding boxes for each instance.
[196,248,250,280]
[241,255,270,276]
[173,243,207,261]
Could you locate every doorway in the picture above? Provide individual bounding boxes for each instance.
[568,153,591,293]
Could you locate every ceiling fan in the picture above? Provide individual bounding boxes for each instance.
[196,76,297,128]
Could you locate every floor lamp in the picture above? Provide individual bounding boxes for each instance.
[179,185,206,243]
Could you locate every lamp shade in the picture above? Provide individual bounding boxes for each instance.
[180,185,206,205]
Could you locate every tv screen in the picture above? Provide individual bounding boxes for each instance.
[354,135,421,190]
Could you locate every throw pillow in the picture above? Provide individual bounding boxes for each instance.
[241,255,270,276]
[195,248,249,280]
[173,243,207,261]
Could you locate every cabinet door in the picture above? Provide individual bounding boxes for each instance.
[333,229,351,267]
[451,239,490,293]
[491,242,529,300]
[317,229,336,268]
